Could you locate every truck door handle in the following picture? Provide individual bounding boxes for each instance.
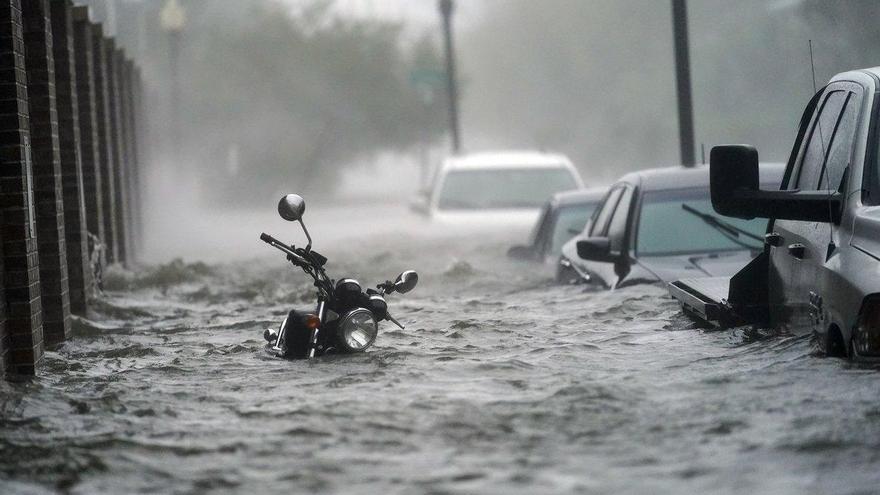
[765,232,783,247]
[788,243,806,259]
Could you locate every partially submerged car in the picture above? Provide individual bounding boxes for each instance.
[412,151,585,233]
[558,165,784,287]
[669,68,880,359]
[507,188,605,264]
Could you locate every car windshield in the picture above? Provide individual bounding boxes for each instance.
[437,168,579,209]
[636,188,767,256]
[550,203,598,255]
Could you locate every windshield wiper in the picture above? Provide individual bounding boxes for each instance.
[680,203,763,250]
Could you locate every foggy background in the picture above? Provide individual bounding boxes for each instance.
[74,0,880,262]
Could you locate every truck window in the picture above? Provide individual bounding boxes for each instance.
[607,186,633,254]
[590,186,623,237]
[794,90,847,191]
[820,91,861,192]
[550,202,598,255]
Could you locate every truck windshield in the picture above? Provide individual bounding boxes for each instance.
[636,188,767,256]
[437,168,579,209]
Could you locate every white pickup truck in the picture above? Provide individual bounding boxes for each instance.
[669,67,880,360]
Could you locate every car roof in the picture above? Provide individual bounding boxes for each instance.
[616,163,786,192]
[441,150,574,170]
[551,187,607,207]
[840,67,880,84]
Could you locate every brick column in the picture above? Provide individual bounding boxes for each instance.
[90,23,117,263]
[105,40,126,264]
[49,0,88,315]
[22,0,70,346]
[72,7,102,268]
[0,209,5,374]
[120,57,137,259]
[132,65,144,248]
[0,0,43,375]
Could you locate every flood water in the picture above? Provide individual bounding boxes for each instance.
[2,204,880,494]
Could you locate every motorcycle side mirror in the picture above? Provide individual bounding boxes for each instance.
[393,270,419,294]
[278,194,306,222]
[278,194,313,250]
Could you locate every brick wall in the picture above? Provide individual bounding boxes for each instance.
[131,64,144,250]
[21,0,70,347]
[121,58,137,259]
[71,7,103,255]
[49,0,89,315]
[0,0,44,375]
[89,22,117,264]
[0,1,144,378]
[105,41,126,264]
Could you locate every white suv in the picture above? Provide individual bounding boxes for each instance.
[414,151,585,232]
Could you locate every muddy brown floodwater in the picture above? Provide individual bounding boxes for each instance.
[2,208,880,495]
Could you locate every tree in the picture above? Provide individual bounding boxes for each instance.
[128,0,446,206]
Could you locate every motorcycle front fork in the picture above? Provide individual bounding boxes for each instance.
[269,298,327,358]
[309,298,327,358]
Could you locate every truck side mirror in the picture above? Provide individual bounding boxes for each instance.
[710,145,843,223]
[710,145,760,218]
[576,237,616,263]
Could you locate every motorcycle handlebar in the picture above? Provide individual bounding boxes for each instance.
[259,232,308,265]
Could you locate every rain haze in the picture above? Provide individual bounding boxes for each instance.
[3,0,880,494]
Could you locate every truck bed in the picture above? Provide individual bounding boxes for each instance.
[668,276,741,328]
[668,251,771,329]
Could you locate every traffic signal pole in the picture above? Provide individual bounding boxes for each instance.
[438,0,461,154]
[672,0,696,167]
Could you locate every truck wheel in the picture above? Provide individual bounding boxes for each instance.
[825,325,846,358]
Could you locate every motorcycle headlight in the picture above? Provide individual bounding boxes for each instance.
[337,308,378,352]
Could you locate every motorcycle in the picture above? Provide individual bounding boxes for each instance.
[260,194,418,359]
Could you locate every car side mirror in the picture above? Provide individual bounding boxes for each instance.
[410,191,430,215]
[507,245,535,261]
[710,145,842,223]
[576,237,616,262]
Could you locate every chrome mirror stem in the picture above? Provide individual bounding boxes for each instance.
[299,219,312,251]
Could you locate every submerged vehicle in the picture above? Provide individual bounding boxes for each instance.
[670,68,880,359]
[412,151,585,232]
[260,194,418,359]
[507,187,605,265]
[558,165,784,287]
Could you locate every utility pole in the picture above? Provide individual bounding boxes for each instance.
[671,0,695,167]
[438,0,461,154]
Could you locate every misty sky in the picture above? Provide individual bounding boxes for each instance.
[278,0,485,29]
[99,0,878,260]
